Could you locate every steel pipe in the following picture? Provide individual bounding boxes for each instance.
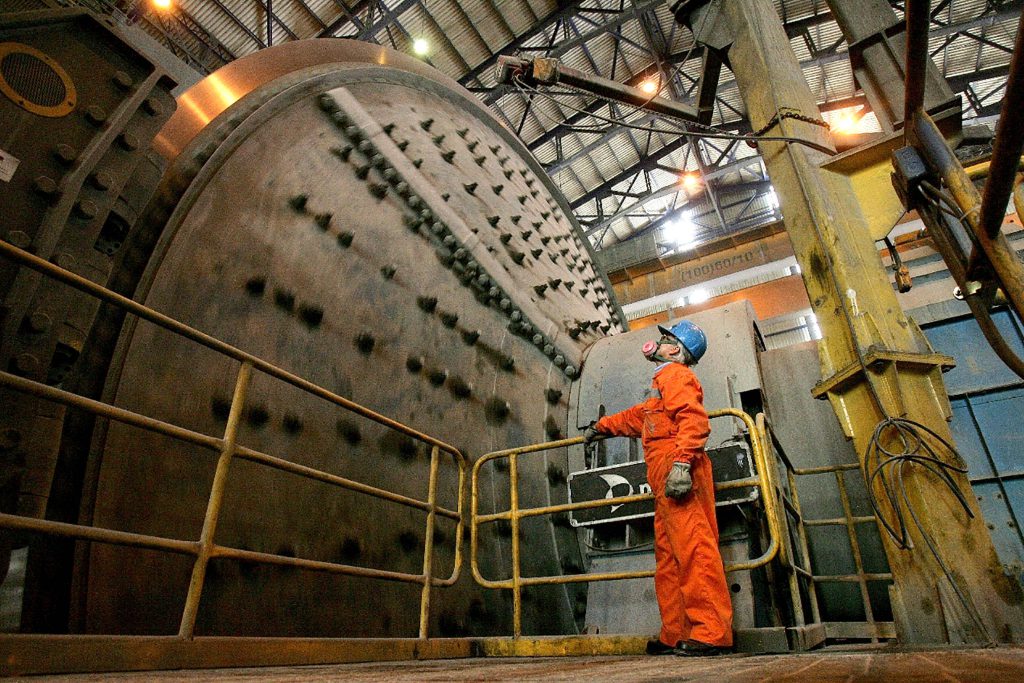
[903,0,931,127]
[509,450,523,637]
[234,445,461,520]
[0,369,222,451]
[496,55,699,122]
[209,546,435,584]
[804,516,879,526]
[911,111,1024,321]
[474,493,653,523]
[0,513,199,556]
[813,573,894,583]
[419,446,441,638]
[978,13,1024,239]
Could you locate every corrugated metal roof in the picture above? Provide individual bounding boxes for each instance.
[129,0,1015,254]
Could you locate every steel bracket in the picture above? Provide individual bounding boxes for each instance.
[812,348,955,438]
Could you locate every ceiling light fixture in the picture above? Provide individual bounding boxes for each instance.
[680,172,702,193]
[666,213,698,251]
[829,110,861,135]
[413,38,430,56]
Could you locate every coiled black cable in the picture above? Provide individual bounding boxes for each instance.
[863,417,973,550]
[862,416,994,642]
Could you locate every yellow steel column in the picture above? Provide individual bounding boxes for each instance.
[707,0,1024,644]
[178,361,252,639]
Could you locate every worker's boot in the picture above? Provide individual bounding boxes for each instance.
[673,640,731,657]
[645,639,678,655]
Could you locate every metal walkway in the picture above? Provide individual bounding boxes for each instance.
[12,646,1024,682]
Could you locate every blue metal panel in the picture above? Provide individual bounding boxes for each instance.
[948,398,996,478]
[967,387,1024,475]
[973,481,1024,577]
[924,310,1024,395]
[923,313,1024,579]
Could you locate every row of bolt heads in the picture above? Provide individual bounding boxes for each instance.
[327,107,615,314]
[315,94,613,308]
[313,93,618,378]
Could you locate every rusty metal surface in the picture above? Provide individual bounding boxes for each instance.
[70,41,619,640]
[0,9,179,634]
[0,10,176,525]
[0,31,624,643]
[0,241,471,641]
[5,640,1024,681]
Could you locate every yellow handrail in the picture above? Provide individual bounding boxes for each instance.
[471,408,784,637]
[757,413,894,642]
[0,240,468,640]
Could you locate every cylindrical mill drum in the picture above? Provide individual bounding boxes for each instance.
[71,40,623,637]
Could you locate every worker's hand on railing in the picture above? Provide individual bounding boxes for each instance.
[583,421,606,443]
[664,462,692,499]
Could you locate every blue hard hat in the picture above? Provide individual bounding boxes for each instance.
[657,320,707,363]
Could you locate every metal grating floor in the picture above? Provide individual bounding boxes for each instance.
[13,645,1024,682]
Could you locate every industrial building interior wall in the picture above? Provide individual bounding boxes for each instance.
[619,218,1024,347]
[622,211,1024,590]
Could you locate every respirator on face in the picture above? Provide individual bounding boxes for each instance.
[642,335,681,364]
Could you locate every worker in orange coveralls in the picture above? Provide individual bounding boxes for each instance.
[585,320,733,657]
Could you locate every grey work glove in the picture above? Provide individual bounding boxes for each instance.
[664,462,692,500]
[583,422,603,443]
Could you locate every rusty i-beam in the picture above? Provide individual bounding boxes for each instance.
[672,0,1024,644]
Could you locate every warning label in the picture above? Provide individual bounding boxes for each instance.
[0,149,20,183]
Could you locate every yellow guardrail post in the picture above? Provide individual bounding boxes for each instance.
[509,450,523,638]
[178,360,252,639]
[757,413,804,627]
[419,445,441,638]
[432,461,467,590]
[715,409,782,572]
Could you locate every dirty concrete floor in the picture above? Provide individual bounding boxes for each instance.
[13,646,1024,682]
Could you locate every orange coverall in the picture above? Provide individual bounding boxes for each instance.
[595,361,733,648]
